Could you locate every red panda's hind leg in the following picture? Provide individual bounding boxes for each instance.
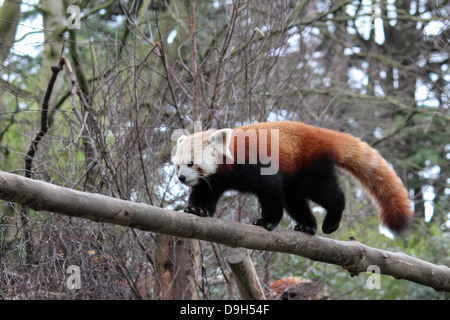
[305,167,346,234]
[286,196,318,235]
[321,192,345,234]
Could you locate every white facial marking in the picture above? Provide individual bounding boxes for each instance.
[172,131,226,186]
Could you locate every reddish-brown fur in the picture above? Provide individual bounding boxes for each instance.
[229,121,413,233]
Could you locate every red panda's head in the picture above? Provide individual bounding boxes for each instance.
[172,129,233,186]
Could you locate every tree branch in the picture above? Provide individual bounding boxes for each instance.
[226,247,266,300]
[0,170,449,292]
[24,43,65,178]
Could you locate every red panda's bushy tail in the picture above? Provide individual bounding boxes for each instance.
[331,132,413,234]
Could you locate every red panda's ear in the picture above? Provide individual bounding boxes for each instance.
[210,129,234,160]
[177,135,187,145]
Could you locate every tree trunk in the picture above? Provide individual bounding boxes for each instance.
[171,237,200,299]
[0,0,21,64]
[154,234,200,300]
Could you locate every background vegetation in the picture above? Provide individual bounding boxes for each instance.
[0,0,448,299]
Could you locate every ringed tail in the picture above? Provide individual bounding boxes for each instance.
[328,131,413,234]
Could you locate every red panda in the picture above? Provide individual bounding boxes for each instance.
[269,276,328,300]
[172,121,413,235]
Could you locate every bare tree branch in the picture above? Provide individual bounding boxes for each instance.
[24,42,66,178]
[0,170,449,292]
[190,0,199,120]
[226,247,266,300]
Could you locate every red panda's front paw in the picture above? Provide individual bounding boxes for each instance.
[252,218,277,231]
[184,206,209,217]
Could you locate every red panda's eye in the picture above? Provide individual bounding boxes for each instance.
[187,161,194,168]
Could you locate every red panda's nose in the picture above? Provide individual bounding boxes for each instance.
[178,175,186,183]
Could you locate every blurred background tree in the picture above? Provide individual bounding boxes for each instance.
[0,0,448,299]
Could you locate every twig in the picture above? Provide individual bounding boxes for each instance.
[208,0,240,127]
[24,40,66,178]
[152,5,184,128]
[190,0,199,120]
[63,56,101,165]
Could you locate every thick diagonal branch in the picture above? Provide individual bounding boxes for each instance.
[0,170,449,292]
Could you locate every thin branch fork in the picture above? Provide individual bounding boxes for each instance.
[0,170,449,292]
[24,40,66,178]
[63,55,102,166]
[22,38,101,186]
